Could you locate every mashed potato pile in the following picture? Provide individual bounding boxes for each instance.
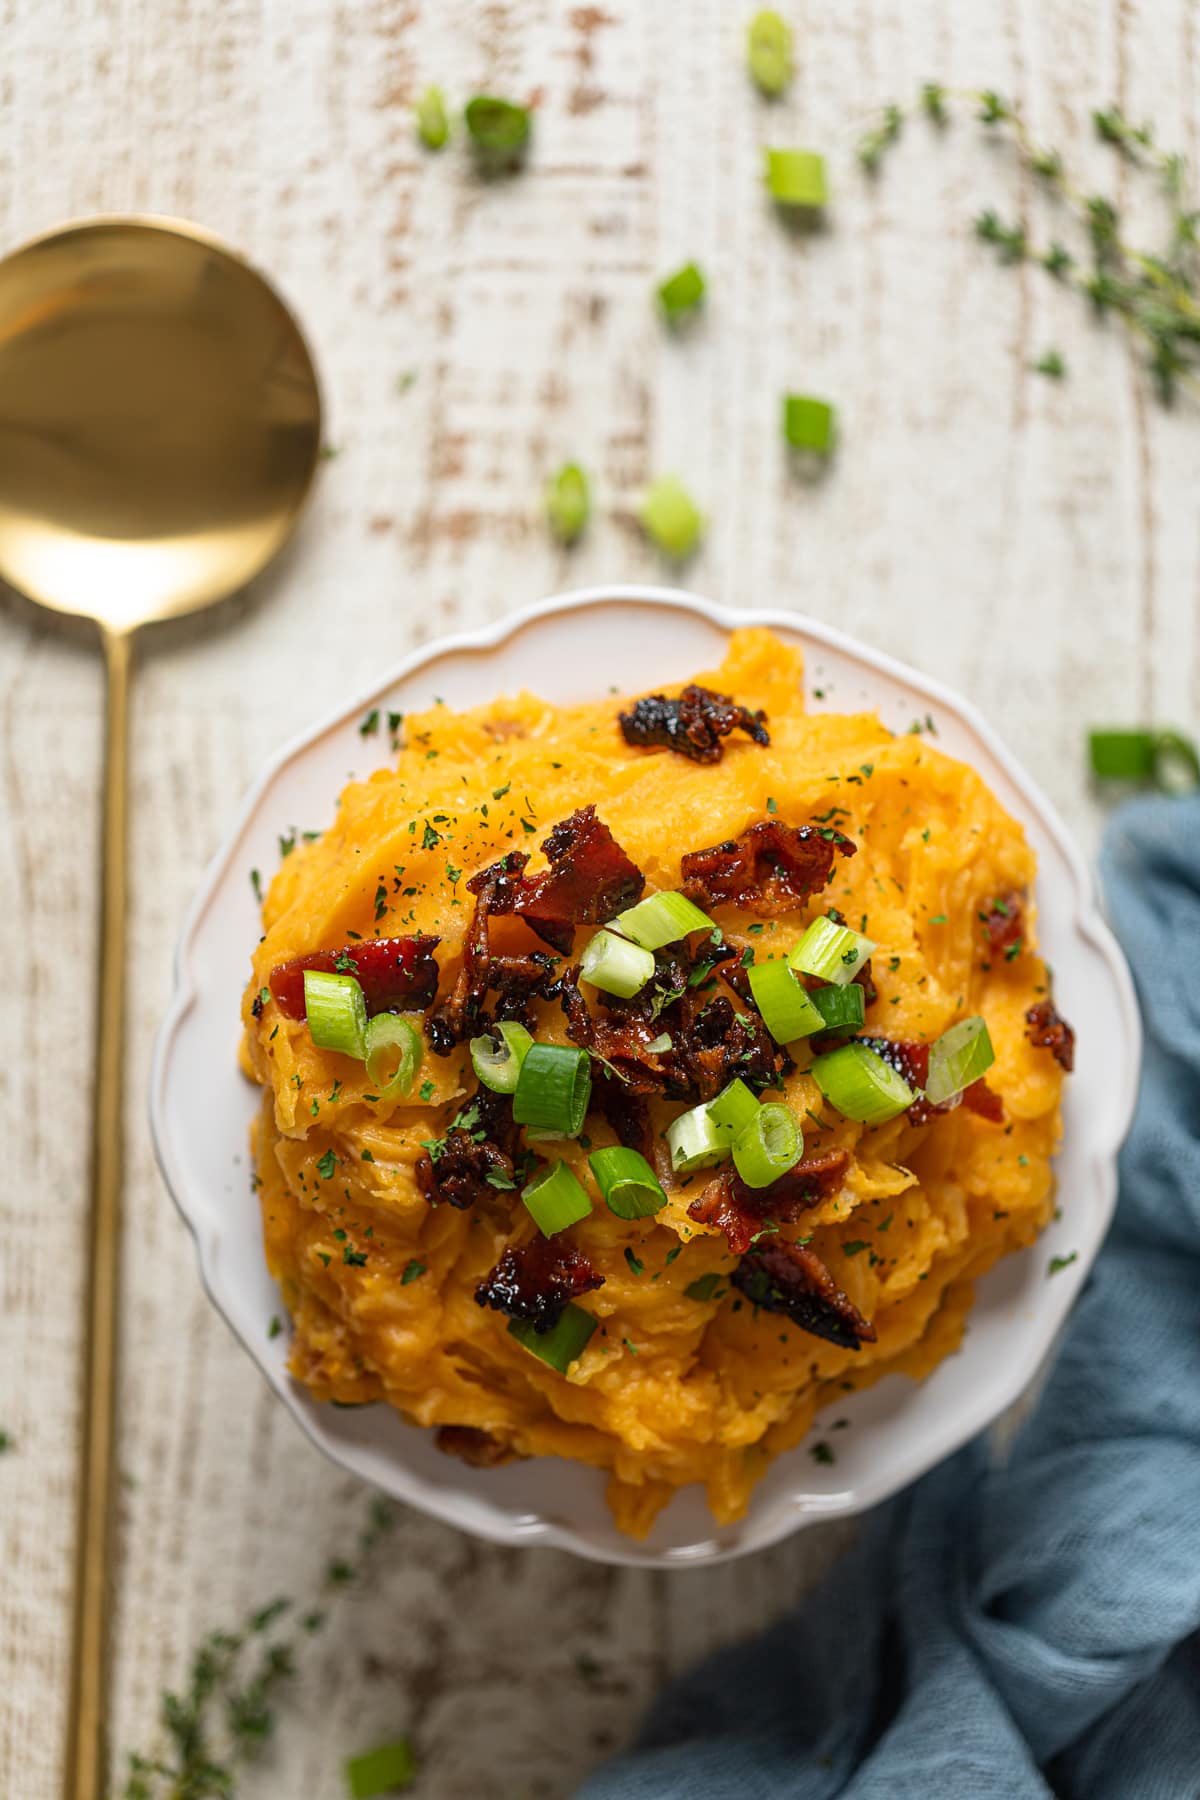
[243,629,1069,1538]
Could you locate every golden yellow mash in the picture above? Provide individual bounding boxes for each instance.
[242,629,1065,1538]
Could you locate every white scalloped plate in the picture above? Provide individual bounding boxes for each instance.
[150,587,1140,1567]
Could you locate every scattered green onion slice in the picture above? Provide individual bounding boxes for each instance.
[1087,729,1156,780]
[732,1102,802,1189]
[589,1146,667,1219]
[1152,731,1200,794]
[414,86,449,149]
[811,1042,914,1125]
[790,916,875,986]
[667,1103,731,1174]
[513,1043,592,1137]
[707,1077,761,1140]
[464,95,531,166]
[747,958,825,1043]
[783,394,836,455]
[469,1021,533,1094]
[612,889,713,950]
[809,984,866,1032]
[521,1159,593,1236]
[926,1016,995,1106]
[580,928,656,998]
[345,1738,416,1798]
[646,1032,673,1054]
[657,260,706,322]
[764,147,828,207]
[747,10,793,97]
[545,462,590,545]
[508,1304,597,1372]
[364,1013,423,1100]
[303,970,368,1060]
[639,475,704,560]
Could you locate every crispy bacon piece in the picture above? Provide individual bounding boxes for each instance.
[687,1151,850,1255]
[592,1076,654,1161]
[269,936,441,1019]
[483,806,645,954]
[731,1240,876,1350]
[1026,998,1076,1073]
[962,1078,1005,1122]
[414,1089,519,1210]
[980,890,1026,961]
[435,1426,516,1468]
[619,684,769,764]
[680,819,856,915]
[475,1238,604,1332]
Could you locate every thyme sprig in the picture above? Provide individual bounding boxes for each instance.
[122,1496,398,1800]
[858,87,1200,402]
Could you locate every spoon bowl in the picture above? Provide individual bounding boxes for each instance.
[0,214,322,1800]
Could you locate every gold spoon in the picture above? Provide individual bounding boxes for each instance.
[0,215,322,1800]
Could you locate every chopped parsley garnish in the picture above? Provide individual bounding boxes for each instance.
[401,1260,426,1284]
[316,1150,337,1180]
[250,868,263,902]
[684,1273,724,1302]
[492,782,511,800]
[343,1246,368,1267]
[359,708,380,737]
[1048,1251,1078,1277]
[842,1240,870,1257]
[419,1079,435,1102]
[267,1317,282,1340]
[421,822,441,850]
[623,1248,645,1277]
[810,1441,835,1465]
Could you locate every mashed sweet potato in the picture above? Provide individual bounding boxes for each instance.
[242,629,1067,1538]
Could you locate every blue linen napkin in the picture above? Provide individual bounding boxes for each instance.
[580,795,1200,1800]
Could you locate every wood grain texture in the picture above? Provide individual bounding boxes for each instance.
[1,1,1197,1794]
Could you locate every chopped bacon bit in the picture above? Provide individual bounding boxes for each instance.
[731,1240,876,1350]
[270,936,441,1020]
[619,683,770,764]
[1026,998,1076,1072]
[981,890,1026,959]
[489,805,645,953]
[435,1425,516,1468]
[560,937,789,1103]
[414,1089,519,1209]
[592,1076,654,1162]
[680,819,856,915]
[961,1078,1005,1122]
[475,1237,603,1332]
[687,1151,850,1255]
[853,957,879,1011]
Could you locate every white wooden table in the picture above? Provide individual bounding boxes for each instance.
[2,2,1197,1794]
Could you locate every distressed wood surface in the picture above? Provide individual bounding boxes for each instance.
[1,1,1198,1794]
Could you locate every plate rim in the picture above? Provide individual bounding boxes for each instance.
[149,584,1142,1567]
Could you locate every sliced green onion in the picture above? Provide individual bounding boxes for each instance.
[812,1042,914,1125]
[747,11,793,97]
[589,1146,667,1219]
[783,394,836,455]
[508,1303,596,1372]
[809,984,866,1032]
[612,889,713,950]
[657,261,706,322]
[667,1103,731,1174]
[764,147,828,207]
[707,1077,761,1140]
[1152,731,1200,794]
[414,86,449,149]
[521,1159,593,1236]
[345,1738,416,1799]
[303,970,368,1060]
[464,95,531,167]
[513,1043,592,1137]
[1088,729,1155,780]
[646,1032,673,1054]
[580,929,656,998]
[545,462,589,545]
[732,1102,802,1188]
[364,1013,423,1099]
[926,1016,995,1106]
[790,916,875,986]
[639,475,704,561]
[747,958,825,1043]
[469,1021,533,1094]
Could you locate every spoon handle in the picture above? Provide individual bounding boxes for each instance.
[64,625,130,1800]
